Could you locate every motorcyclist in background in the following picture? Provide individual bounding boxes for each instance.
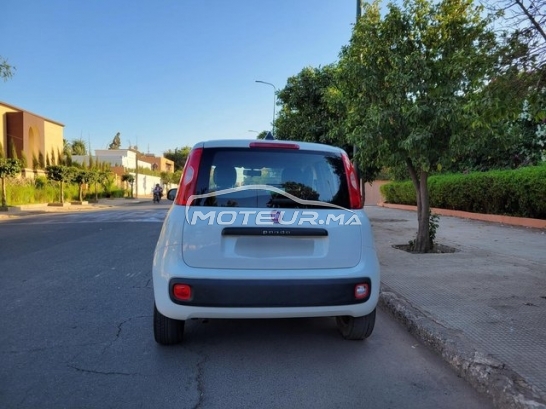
[153,184,163,203]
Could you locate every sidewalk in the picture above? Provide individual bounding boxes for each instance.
[366,206,546,409]
[0,198,147,220]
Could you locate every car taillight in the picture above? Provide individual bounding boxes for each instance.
[249,141,300,149]
[342,152,362,209]
[172,284,192,301]
[175,147,203,205]
[354,283,370,299]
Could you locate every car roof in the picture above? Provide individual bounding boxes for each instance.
[193,139,345,154]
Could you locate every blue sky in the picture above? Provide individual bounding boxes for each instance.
[1,1,358,156]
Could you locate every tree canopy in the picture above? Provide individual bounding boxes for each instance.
[46,165,75,204]
[334,0,508,252]
[0,141,22,209]
[164,146,191,171]
[274,65,347,148]
[487,0,546,68]
[0,56,15,82]
[72,139,87,155]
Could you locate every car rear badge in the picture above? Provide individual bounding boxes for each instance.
[271,210,281,224]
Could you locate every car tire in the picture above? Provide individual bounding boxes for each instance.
[154,303,185,345]
[336,308,376,340]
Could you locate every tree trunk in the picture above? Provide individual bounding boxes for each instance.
[415,170,431,252]
[60,181,64,204]
[79,184,83,202]
[1,177,7,209]
[406,160,431,253]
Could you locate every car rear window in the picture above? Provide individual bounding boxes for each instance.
[190,147,350,209]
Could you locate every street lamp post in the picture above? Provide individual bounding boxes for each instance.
[255,80,277,135]
[355,0,361,164]
[134,151,139,199]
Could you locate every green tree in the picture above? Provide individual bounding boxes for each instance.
[121,173,135,198]
[0,56,15,82]
[63,139,71,158]
[337,0,503,252]
[164,146,191,171]
[38,151,45,169]
[9,140,18,160]
[172,170,182,186]
[99,170,115,197]
[275,65,348,148]
[20,151,28,169]
[45,165,74,204]
[275,64,380,181]
[71,139,87,155]
[87,168,101,202]
[486,0,546,68]
[159,171,173,186]
[72,168,92,202]
[32,153,39,170]
[0,142,22,210]
[58,148,67,166]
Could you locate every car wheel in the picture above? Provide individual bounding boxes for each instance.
[336,308,376,340]
[154,303,185,345]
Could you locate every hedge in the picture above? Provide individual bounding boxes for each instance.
[380,165,546,220]
[5,179,125,206]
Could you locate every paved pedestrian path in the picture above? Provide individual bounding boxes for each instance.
[366,206,546,409]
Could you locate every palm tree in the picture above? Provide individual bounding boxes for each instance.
[71,139,87,155]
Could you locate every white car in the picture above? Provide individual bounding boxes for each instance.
[152,138,380,344]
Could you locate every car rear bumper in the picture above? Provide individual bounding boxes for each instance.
[153,245,380,320]
[155,299,379,320]
[168,277,372,307]
[154,276,379,320]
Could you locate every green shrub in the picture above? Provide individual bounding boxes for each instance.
[380,182,414,205]
[83,187,125,200]
[109,188,125,198]
[380,165,546,219]
[34,176,48,189]
[6,177,81,205]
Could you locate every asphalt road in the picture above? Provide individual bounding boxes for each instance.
[0,204,494,409]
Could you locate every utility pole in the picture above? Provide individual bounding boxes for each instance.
[135,150,139,198]
[255,80,277,136]
[355,0,363,206]
[354,0,361,163]
[135,137,139,198]
[357,0,362,19]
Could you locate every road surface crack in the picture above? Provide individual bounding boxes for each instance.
[67,364,138,376]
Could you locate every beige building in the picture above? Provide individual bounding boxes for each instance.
[0,101,64,169]
[139,153,174,173]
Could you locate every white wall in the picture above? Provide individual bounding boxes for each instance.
[93,149,151,170]
[132,173,162,198]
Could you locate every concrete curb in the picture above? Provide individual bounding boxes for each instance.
[11,199,144,211]
[379,285,546,409]
[378,203,546,230]
[0,199,146,220]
